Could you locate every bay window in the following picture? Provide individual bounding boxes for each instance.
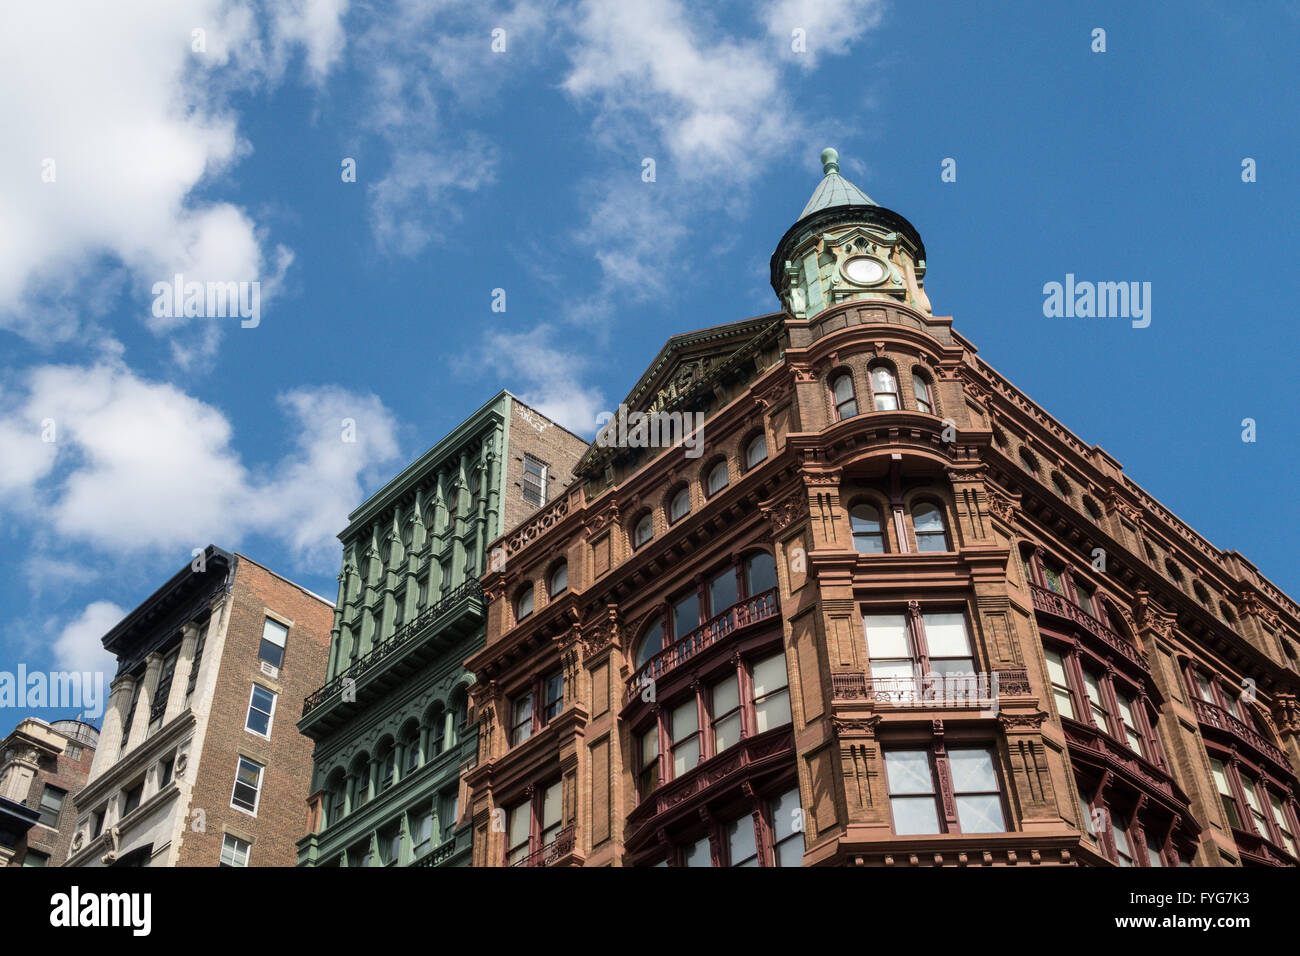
[863,609,975,696]
[508,668,565,746]
[635,650,793,800]
[885,745,1007,835]
[657,786,803,867]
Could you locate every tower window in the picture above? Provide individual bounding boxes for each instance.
[912,372,934,414]
[831,373,857,420]
[869,365,900,411]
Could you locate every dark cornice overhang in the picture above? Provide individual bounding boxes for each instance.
[101,546,233,672]
[0,796,40,848]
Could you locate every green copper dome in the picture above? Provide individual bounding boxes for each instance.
[798,147,876,219]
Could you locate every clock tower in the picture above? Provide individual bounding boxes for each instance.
[770,147,931,319]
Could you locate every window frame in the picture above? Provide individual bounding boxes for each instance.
[219,833,251,867]
[258,616,289,670]
[509,668,566,747]
[244,683,277,738]
[231,756,265,816]
[868,363,900,411]
[882,743,1009,836]
[830,371,858,421]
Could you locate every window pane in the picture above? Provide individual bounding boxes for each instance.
[543,781,562,829]
[923,613,970,657]
[683,837,712,867]
[885,750,934,795]
[754,691,791,732]
[636,621,663,667]
[752,653,789,698]
[771,789,802,840]
[674,592,699,639]
[746,435,767,468]
[262,618,288,648]
[891,796,941,834]
[744,552,778,595]
[727,817,758,866]
[712,674,739,715]
[864,614,910,658]
[832,374,853,403]
[670,488,690,521]
[709,570,739,615]
[708,462,729,494]
[948,748,998,792]
[507,803,530,853]
[1145,832,1164,867]
[955,794,1006,833]
[671,700,698,739]
[714,713,742,751]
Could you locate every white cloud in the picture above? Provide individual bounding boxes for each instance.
[481,325,606,435]
[1,361,403,571]
[52,601,125,677]
[0,1,346,350]
[762,0,886,67]
[563,0,793,180]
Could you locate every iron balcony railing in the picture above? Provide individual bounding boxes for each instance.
[410,837,460,868]
[831,668,1030,706]
[303,578,484,716]
[1029,584,1145,670]
[511,826,576,867]
[1191,698,1289,769]
[625,588,780,705]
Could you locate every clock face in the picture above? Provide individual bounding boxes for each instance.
[843,256,885,285]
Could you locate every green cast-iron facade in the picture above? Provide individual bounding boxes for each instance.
[296,391,586,866]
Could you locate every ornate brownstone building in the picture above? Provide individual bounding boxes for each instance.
[463,149,1300,867]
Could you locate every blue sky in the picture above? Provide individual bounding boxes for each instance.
[2,0,1297,727]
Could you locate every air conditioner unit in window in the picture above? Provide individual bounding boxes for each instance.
[260,661,280,679]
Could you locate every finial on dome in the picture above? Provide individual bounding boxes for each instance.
[820,147,840,175]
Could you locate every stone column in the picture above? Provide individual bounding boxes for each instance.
[125,653,164,751]
[89,674,135,779]
[163,623,201,723]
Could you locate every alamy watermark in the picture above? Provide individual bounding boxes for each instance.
[1042,274,1150,328]
[595,404,704,458]
[151,273,261,328]
[0,665,104,719]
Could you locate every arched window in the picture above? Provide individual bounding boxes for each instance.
[548,562,568,597]
[669,487,690,523]
[350,754,371,808]
[426,703,447,757]
[912,372,934,414]
[831,373,857,420]
[745,434,768,469]
[707,460,729,496]
[1052,473,1071,499]
[515,585,534,621]
[326,768,347,825]
[1019,448,1039,474]
[376,738,397,793]
[633,513,654,548]
[869,365,899,411]
[912,503,948,552]
[636,619,665,668]
[400,720,421,775]
[850,504,886,553]
[744,551,778,595]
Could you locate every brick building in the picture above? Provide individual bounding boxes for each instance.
[463,149,1300,867]
[0,718,98,866]
[297,391,587,867]
[62,547,332,867]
